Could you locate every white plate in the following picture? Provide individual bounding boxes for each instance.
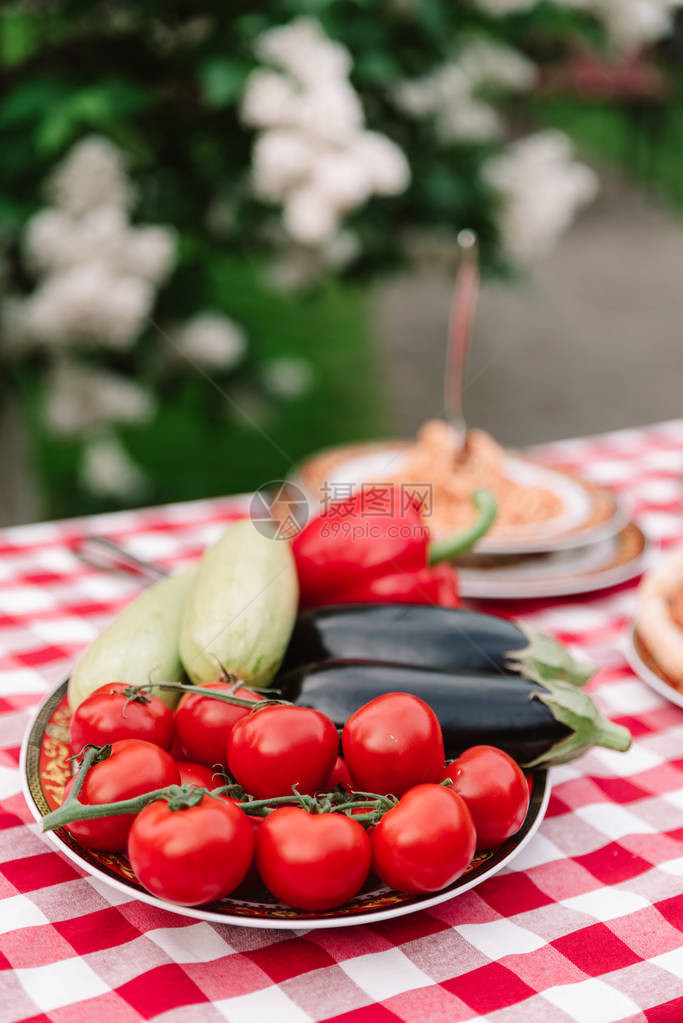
[21,679,550,930]
[624,627,683,710]
[459,524,649,600]
[293,442,625,556]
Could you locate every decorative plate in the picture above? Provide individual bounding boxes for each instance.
[458,524,648,600]
[21,680,550,930]
[293,440,625,556]
[624,627,683,710]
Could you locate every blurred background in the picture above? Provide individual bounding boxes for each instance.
[1,1,682,526]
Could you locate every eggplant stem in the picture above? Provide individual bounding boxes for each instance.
[524,677,632,768]
[508,626,595,687]
[593,722,632,753]
[428,489,497,564]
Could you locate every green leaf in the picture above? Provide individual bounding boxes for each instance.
[198,58,248,108]
[355,51,401,85]
[34,80,151,152]
[0,78,69,128]
[0,8,39,67]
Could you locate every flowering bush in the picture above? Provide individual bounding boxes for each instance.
[0,0,680,516]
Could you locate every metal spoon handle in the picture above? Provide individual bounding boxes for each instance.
[72,535,168,582]
[444,229,479,448]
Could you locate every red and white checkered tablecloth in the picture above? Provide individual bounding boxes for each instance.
[1,420,682,1023]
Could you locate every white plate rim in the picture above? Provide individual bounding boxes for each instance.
[20,683,550,930]
[623,626,683,710]
[459,528,650,600]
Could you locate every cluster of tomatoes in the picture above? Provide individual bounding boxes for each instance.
[63,681,531,910]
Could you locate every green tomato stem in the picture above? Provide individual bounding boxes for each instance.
[126,680,272,709]
[42,783,180,832]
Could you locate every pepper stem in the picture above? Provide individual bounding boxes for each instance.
[428,489,497,564]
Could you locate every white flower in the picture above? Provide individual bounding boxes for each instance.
[563,0,678,50]
[392,78,442,118]
[44,362,156,435]
[24,204,176,285]
[483,131,599,262]
[79,433,149,500]
[175,313,247,369]
[350,132,411,195]
[290,84,364,147]
[15,137,177,355]
[254,17,351,85]
[47,136,135,215]
[474,0,679,50]
[241,17,410,255]
[263,356,314,398]
[308,151,372,211]
[393,41,535,145]
[429,65,471,109]
[458,38,538,92]
[22,263,153,349]
[283,186,338,245]
[23,209,75,272]
[241,70,298,129]
[251,130,317,200]
[124,225,177,283]
[25,205,126,273]
[437,98,501,142]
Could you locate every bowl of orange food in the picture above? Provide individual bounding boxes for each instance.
[295,420,624,557]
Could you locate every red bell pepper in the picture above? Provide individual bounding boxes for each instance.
[292,486,496,609]
[336,563,461,608]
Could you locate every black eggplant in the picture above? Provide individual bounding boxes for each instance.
[279,604,593,687]
[278,659,631,767]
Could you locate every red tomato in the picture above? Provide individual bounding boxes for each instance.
[372,783,476,894]
[326,755,352,789]
[174,682,264,769]
[176,761,220,791]
[128,794,254,905]
[69,683,174,754]
[227,705,338,799]
[256,807,371,910]
[63,740,180,851]
[342,693,444,797]
[441,746,530,849]
[233,814,266,897]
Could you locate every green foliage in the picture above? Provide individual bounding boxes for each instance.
[23,258,385,518]
[0,0,653,518]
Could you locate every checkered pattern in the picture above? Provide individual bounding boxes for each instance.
[1,422,682,1023]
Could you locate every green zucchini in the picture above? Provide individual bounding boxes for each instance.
[179,519,298,688]
[67,568,195,711]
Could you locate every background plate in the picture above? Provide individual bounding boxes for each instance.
[459,524,648,600]
[293,441,624,556]
[22,679,549,929]
[624,627,683,710]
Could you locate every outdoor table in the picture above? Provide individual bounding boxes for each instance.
[1,419,682,1023]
